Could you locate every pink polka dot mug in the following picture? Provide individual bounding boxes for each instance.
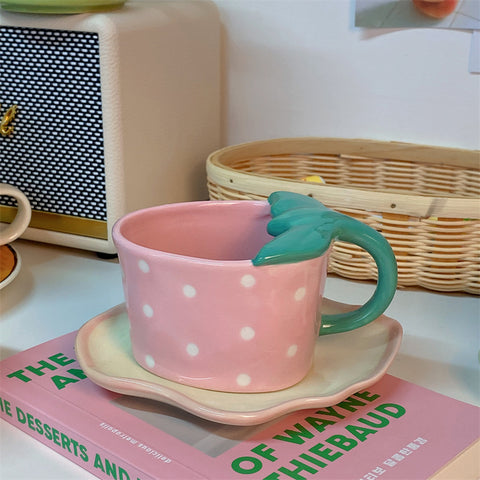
[113,192,397,393]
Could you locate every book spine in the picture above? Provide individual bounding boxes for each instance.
[0,391,154,480]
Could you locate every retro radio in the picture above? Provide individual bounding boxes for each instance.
[0,0,220,254]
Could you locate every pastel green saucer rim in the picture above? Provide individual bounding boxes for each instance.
[0,0,125,14]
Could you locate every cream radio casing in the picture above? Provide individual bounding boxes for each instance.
[0,1,220,254]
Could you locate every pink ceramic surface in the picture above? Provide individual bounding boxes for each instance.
[75,301,403,425]
[113,201,327,393]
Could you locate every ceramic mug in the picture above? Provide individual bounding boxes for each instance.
[113,192,397,393]
[0,183,32,246]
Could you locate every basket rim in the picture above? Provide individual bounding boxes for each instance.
[208,137,480,169]
[207,138,480,219]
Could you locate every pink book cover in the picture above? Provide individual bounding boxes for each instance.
[0,330,478,480]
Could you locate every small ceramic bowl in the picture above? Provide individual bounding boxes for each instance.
[0,0,125,14]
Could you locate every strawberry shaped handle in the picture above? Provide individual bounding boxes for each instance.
[253,191,398,335]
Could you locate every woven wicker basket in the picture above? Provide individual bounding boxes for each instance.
[207,138,480,294]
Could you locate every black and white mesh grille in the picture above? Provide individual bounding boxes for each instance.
[0,26,107,221]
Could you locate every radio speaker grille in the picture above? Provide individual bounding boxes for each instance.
[0,26,107,222]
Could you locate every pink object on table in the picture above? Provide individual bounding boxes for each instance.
[113,200,327,393]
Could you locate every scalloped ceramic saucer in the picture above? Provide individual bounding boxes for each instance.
[75,300,402,426]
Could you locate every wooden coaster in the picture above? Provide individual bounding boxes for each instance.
[0,245,17,283]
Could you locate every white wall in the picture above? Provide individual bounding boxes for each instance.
[214,0,480,150]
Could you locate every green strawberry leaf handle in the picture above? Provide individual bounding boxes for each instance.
[252,191,398,335]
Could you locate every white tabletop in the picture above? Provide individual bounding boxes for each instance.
[1,239,479,479]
